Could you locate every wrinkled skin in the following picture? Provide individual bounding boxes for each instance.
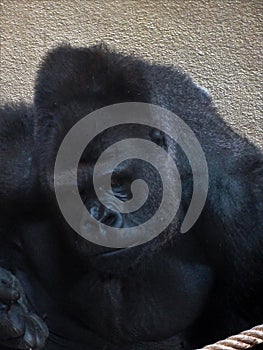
[0,45,262,350]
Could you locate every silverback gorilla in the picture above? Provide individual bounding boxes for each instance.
[0,44,262,350]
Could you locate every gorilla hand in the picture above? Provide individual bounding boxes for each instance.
[0,267,49,350]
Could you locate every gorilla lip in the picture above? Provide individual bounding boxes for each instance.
[98,247,131,257]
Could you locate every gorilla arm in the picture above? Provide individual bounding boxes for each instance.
[0,103,49,350]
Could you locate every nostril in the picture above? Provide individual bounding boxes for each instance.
[89,204,123,228]
[101,211,123,228]
[102,214,116,226]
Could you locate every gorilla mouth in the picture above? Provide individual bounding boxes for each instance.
[99,247,132,257]
[88,245,143,273]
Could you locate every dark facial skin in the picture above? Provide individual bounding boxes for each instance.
[0,45,262,350]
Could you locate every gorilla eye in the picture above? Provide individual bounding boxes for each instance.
[111,176,124,189]
[149,128,167,149]
[111,176,122,187]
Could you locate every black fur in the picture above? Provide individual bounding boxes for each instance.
[0,44,262,350]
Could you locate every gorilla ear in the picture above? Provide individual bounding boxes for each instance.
[149,128,168,150]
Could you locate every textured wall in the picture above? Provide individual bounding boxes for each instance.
[0,0,262,147]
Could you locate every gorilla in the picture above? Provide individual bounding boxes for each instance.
[0,44,262,350]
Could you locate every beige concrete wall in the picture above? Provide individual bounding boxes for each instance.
[0,0,262,147]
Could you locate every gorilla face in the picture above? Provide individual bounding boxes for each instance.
[59,124,184,273]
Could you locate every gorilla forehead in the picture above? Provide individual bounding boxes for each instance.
[80,124,156,162]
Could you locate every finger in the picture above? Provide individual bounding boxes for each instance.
[0,311,49,350]
[0,268,20,304]
[14,314,49,350]
[0,286,20,304]
[25,314,49,349]
[0,303,25,340]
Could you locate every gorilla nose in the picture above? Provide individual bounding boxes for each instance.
[90,205,123,228]
[101,211,123,228]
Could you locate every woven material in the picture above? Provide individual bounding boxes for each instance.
[199,325,263,350]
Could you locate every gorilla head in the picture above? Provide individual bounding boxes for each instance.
[27,45,218,342]
[33,44,213,272]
